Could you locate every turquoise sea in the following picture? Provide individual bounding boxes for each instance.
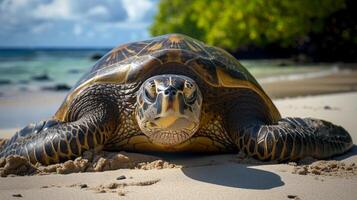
[0,48,109,96]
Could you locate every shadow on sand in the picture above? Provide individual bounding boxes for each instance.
[154,145,357,190]
[149,152,285,190]
[181,162,284,189]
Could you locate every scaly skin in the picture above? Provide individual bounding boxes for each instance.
[232,118,353,162]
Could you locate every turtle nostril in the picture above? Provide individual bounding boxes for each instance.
[164,88,177,96]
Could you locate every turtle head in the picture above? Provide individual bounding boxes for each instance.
[136,74,202,145]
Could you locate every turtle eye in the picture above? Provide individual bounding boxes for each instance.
[144,81,157,102]
[183,81,196,103]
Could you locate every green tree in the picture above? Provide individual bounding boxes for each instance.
[150,0,346,51]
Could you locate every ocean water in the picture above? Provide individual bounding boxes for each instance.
[0,49,336,97]
[0,48,109,96]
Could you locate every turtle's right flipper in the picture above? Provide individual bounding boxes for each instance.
[237,117,353,162]
[0,116,108,165]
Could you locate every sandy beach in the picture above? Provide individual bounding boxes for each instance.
[1,69,357,200]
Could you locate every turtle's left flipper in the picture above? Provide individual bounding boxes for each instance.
[0,119,60,152]
[235,117,353,162]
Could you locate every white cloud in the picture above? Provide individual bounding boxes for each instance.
[31,0,127,22]
[0,0,156,27]
[0,0,29,11]
[0,0,40,27]
[33,0,72,20]
[85,5,120,22]
[2,0,28,9]
[0,0,158,47]
[87,5,108,17]
[122,0,155,22]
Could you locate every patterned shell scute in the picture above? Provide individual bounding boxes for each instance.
[77,34,258,87]
[94,34,210,69]
[72,34,212,88]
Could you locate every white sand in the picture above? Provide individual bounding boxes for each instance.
[0,92,357,200]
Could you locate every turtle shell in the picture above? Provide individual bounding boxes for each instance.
[54,34,280,122]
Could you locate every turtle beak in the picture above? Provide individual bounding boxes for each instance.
[162,86,179,112]
[151,86,195,130]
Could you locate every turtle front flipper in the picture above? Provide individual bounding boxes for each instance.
[0,119,60,152]
[0,110,116,165]
[232,117,353,162]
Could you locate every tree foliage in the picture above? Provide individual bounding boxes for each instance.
[150,0,347,51]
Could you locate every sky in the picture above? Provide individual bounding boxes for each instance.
[0,0,159,48]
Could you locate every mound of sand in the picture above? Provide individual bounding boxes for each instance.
[0,150,179,177]
[232,152,357,178]
[0,156,38,177]
[290,160,357,177]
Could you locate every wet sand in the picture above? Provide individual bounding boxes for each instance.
[263,67,357,98]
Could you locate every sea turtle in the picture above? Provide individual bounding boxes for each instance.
[0,34,353,165]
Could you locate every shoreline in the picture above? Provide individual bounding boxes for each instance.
[262,68,357,99]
